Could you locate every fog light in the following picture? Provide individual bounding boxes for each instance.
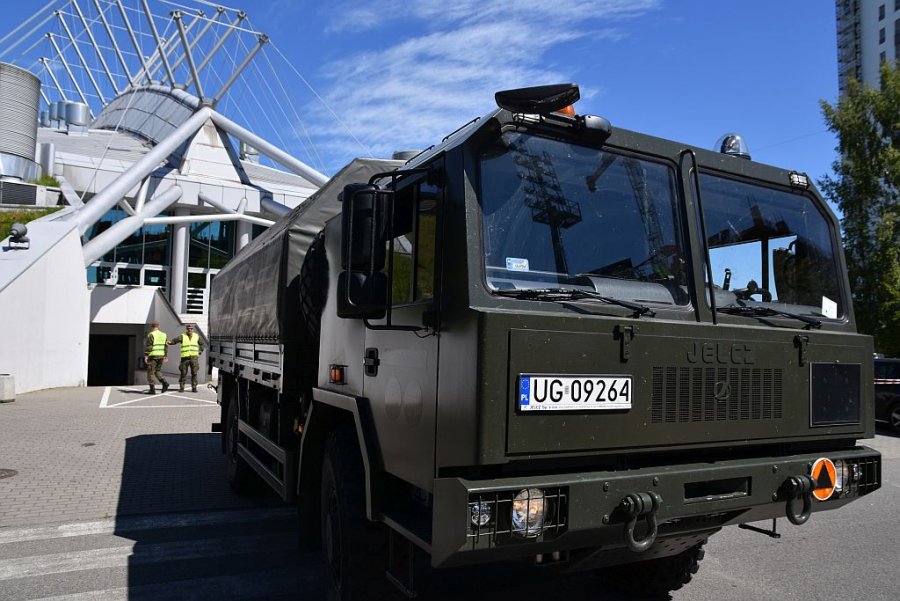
[833,459,846,492]
[512,488,546,537]
[470,501,493,528]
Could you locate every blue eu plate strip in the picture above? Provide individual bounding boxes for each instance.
[519,376,530,407]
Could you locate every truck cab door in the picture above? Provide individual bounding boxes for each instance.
[363,162,442,491]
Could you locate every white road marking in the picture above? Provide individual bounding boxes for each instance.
[98,386,111,408]
[100,387,217,408]
[0,508,296,545]
[0,533,295,580]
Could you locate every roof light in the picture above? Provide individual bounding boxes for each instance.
[714,133,751,160]
[789,172,810,189]
[555,105,576,117]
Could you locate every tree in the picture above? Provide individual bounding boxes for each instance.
[820,62,900,357]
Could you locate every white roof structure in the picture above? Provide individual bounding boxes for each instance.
[0,0,344,393]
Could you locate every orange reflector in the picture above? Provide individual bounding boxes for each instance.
[329,365,346,384]
[555,105,576,116]
[810,457,837,501]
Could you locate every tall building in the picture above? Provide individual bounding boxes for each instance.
[836,0,900,95]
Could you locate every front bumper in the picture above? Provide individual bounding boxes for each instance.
[431,446,880,568]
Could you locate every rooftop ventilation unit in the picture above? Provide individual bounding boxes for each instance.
[0,62,40,181]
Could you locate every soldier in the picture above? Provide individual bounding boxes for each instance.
[167,323,205,392]
[144,320,170,394]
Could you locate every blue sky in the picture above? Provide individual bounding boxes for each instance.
[3,0,841,191]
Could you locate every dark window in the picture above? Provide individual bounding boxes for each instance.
[880,27,886,43]
[479,133,689,306]
[896,0,900,12]
[189,221,235,269]
[881,51,887,63]
[879,4,885,19]
[698,174,843,318]
[84,207,171,265]
[386,173,441,305]
[876,360,900,379]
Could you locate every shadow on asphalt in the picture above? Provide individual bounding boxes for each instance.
[111,433,668,600]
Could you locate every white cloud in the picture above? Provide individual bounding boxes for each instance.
[304,0,660,170]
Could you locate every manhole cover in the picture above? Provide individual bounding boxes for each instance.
[0,469,17,480]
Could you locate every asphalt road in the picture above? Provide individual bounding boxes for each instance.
[1,387,898,600]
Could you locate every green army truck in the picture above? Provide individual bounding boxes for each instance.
[208,83,881,599]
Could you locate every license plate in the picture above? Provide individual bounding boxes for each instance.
[518,374,632,412]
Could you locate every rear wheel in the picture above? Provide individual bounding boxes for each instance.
[889,403,900,432]
[599,541,705,597]
[320,429,394,601]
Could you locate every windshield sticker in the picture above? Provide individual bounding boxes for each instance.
[506,257,530,272]
[821,296,838,319]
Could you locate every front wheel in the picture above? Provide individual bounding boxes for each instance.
[598,541,706,597]
[320,429,394,601]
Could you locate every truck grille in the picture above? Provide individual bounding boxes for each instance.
[651,367,783,424]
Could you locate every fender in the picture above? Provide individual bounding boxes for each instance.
[299,387,383,520]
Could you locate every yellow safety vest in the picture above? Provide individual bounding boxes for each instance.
[149,330,167,357]
[180,333,200,358]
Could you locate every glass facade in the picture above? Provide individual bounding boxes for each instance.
[85,208,243,314]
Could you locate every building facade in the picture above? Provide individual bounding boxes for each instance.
[836,0,900,94]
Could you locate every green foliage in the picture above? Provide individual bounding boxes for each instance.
[820,62,900,356]
[28,174,61,188]
[0,207,62,240]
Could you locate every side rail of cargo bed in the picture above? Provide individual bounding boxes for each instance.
[209,337,284,390]
[210,336,298,501]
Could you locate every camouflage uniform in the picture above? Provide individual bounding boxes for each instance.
[144,327,170,393]
[168,327,205,392]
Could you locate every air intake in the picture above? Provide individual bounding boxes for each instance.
[0,63,41,181]
[651,366,783,424]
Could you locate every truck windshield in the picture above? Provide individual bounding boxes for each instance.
[699,173,842,319]
[479,132,689,307]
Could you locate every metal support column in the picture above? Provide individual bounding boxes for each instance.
[116,0,153,86]
[139,0,175,87]
[173,11,204,101]
[211,34,268,105]
[56,11,106,104]
[170,208,190,313]
[193,11,245,76]
[93,0,133,89]
[166,6,223,75]
[72,0,118,93]
[236,219,252,253]
[47,34,92,110]
[40,57,68,102]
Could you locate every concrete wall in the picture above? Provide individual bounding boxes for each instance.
[90,285,207,385]
[0,221,90,394]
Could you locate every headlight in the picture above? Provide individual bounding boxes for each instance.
[833,459,846,492]
[512,488,546,537]
[470,500,493,528]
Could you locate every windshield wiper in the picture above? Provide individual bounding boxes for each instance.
[494,288,654,317]
[717,304,822,329]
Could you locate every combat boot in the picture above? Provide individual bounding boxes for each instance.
[147,386,156,395]
[192,386,197,393]
[161,381,170,393]
[179,385,185,392]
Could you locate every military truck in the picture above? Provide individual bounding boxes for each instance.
[208,83,881,599]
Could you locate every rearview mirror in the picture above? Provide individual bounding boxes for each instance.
[338,184,388,318]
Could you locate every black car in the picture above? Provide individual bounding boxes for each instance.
[875,357,900,432]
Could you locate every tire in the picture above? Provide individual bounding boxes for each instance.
[889,403,900,433]
[599,541,706,597]
[320,429,394,601]
[225,396,255,495]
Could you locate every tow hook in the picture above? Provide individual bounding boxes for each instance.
[619,492,662,553]
[783,475,815,525]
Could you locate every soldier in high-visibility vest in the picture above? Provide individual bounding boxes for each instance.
[143,320,170,394]
[167,323,205,392]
